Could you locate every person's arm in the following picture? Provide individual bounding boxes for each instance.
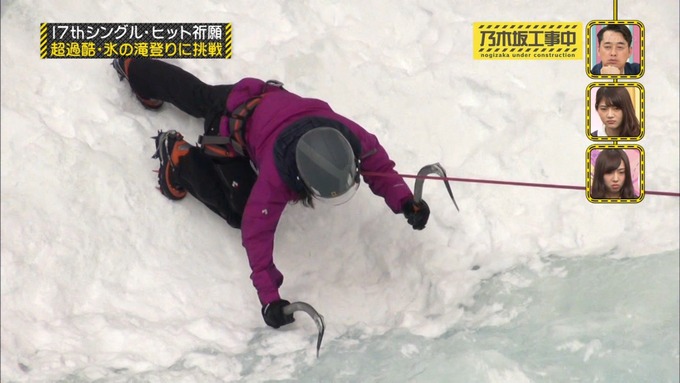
[356,131,413,212]
[354,128,431,230]
[240,174,297,329]
[241,178,287,305]
[591,62,602,75]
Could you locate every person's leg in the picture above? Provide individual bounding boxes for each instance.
[212,157,257,216]
[125,59,232,122]
[175,147,256,229]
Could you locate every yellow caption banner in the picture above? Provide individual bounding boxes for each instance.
[40,23,232,59]
[473,22,582,60]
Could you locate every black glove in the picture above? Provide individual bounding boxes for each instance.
[402,199,430,230]
[261,299,295,329]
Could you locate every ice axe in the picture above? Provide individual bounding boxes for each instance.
[283,301,325,358]
[413,162,460,211]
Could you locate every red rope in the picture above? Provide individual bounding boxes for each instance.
[360,171,680,197]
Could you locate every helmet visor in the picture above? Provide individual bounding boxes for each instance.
[311,176,359,206]
[296,127,360,205]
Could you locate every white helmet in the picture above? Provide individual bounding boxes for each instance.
[295,127,360,205]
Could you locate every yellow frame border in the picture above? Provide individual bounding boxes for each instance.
[585,144,645,203]
[585,20,645,79]
[225,23,232,59]
[585,82,645,141]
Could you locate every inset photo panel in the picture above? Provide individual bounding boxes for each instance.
[586,83,644,141]
[586,145,644,203]
[586,20,644,79]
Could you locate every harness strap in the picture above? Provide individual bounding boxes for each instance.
[198,135,234,158]
[200,79,283,159]
[227,96,262,157]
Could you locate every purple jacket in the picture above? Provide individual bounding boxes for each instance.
[222,78,413,305]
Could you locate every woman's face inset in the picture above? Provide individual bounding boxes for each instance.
[597,100,623,132]
[603,159,626,197]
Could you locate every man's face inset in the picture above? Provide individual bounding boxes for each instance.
[597,30,633,73]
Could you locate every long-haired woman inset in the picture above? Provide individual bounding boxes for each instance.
[593,87,641,138]
[591,149,636,199]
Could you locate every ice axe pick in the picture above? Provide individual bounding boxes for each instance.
[413,162,460,211]
[282,301,325,358]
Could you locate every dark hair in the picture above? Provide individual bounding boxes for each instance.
[596,24,633,47]
[295,183,315,208]
[595,87,641,137]
[591,149,636,199]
